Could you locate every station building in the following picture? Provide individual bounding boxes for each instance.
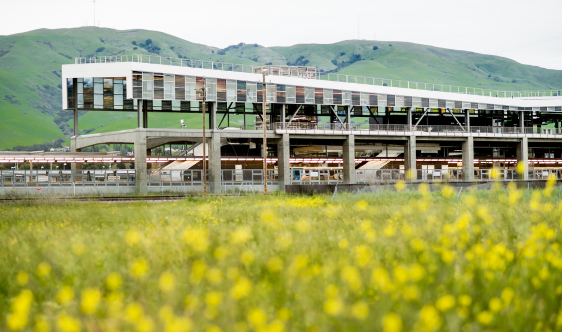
[52,55,562,194]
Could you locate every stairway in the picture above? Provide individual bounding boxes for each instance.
[358,151,402,170]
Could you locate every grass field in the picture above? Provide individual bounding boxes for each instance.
[1,183,562,331]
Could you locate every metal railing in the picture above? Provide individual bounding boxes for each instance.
[73,55,562,98]
[0,170,136,188]
[317,73,562,98]
[275,122,562,137]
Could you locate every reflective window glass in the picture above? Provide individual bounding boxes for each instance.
[206,77,217,102]
[143,81,153,93]
[94,82,103,94]
[305,87,314,104]
[227,80,237,102]
[114,94,123,106]
[323,89,333,104]
[286,86,296,103]
[185,76,196,100]
[67,78,73,95]
[114,83,123,95]
[142,72,153,81]
[153,100,162,111]
[246,82,257,102]
[83,78,93,90]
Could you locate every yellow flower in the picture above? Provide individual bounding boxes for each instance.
[81,288,101,315]
[383,312,402,332]
[106,272,122,290]
[125,302,144,322]
[241,250,255,265]
[323,298,344,316]
[477,311,493,325]
[267,256,284,272]
[214,246,228,260]
[16,271,28,286]
[248,308,267,327]
[71,243,86,256]
[355,200,368,211]
[501,288,514,306]
[489,298,502,312]
[339,239,349,249]
[458,295,472,307]
[230,277,252,299]
[295,219,311,233]
[159,271,176,293]
[6,290,33,331]
[37,262,51,278]
[351,301,369,320]
[395,181,406,191]
[436,295,455,311]
[418,305,442,332]
[57,286,74,306]
[56,313,81,332]
[393,266,409,284]
[230,226,252,245]
[130,258,150,278]
[409,264,426,282]
[276,232,292,250]
[206,268,223,285]
[182,227,210,252]
[341,265,362,291]
[125,229,142,246]
[34,315,50,332]
[277,307,291,321]
[205,291,223,307]
[441,185,455,198]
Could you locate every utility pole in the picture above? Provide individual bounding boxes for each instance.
[200,79,207,197]
[262,71,267,195]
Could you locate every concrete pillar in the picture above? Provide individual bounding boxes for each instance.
[208,132,222,193]
[404,135,416,182]
[519,111,524,133]
[407,107,412,129]
[343,135,356,184]
[137,100,144,128]
[134,129,148,195]
[346,106,351,127]
[143,110,148,129]
[462,137,474,182]
[70,138,82,178]
[465,109,470,130]
[516,137,529,180]
[281,104,286,128]
[73,109,79,137]
[277,134,290,191]
[210,102,217,129]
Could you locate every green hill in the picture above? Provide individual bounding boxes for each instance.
[1,27,562,150]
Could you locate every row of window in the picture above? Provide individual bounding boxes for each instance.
[67,74,562,112]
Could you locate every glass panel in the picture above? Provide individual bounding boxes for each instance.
[154,74,164,88]
[286,85,296,103]
[104,95,114,108]
[114,94,123,106]
[175,75,185,89]
[103,79,113,89]
[227,80,237,102]
[185,76,196,100]
[360,92,369,106]
[217,79,227,102]
[143,81,153,93]
[142,72,153,81]
[266,85,276,103]
[153,100,162,111]
[323,89,333,104]
[296,86,305,103]
[154,88,164,99]
[314,88,323,104]
[94,94,103,107]
[83,78,93,90]
[94,82,103,94]
[114,83,123,95]
[246,82,257,102]
[237,80,247,102]
[94,77,103,83]
[333,90,342,105]
[77,94,83,105]
[305,87,314,104]
[67,78,73,95]
[342,91,351,105]
[206,77,216,102]
[77,82,83,94]
[172,100,181,111]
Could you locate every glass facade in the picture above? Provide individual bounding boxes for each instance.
[65,70,519,111]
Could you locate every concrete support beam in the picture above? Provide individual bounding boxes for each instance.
[281,104,286,127]
[137,100,144,129]
[73,109,79,137]
[70,138,82,177]
[407,107,412,129]
[210,102,217,129]
[462,137,474,182]
[277,134,290,191]
[519,111,525,133]
[346,106,351,125]
[404,135,416,182]
[208,132,222,193]
[134,130,148,195]
[465,109,470,130]
[517,137,529,180]
[343,135,356,184]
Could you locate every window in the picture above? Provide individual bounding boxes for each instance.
[276,85,286,103]
[237,80,247,102]
[296,86,305,103]
[351,91,360,106]
[175,75,185,100]
[67,78,74,108]
[266,85,276,103]
[227,80,237,102]
[314,88,323,104]
[217,79,227,102]
[369,93,378,106]
[323,89,333,104]
[185,76,196,100]
[164,74,174,100]
[305,87,314,104]
[342,91,351,105]
[246,82,257,102]
[333,90,342,105]
[360,93,369,106]
[286,85,296,103]
[94,78,103,109]
[387,95,395,107]
[378,94,387,108]
[206,77,216,102]
[142,73,153,100]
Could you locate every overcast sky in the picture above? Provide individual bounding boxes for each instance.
[2,0,562,70]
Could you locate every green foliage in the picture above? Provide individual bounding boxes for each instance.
[0,187,561,331]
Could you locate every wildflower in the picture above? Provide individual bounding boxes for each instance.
[458,295,472,307]
[34,316,49,332]
[81,288,101,315]
[16,271,28,286]
[57,286,74,306]
[354,245,371,267]
[417,305,442,332]
[71,243,86,256]
[206,268,223,285]
[477,311,493,325]
[436,295,455,311]
[248,308,267,327]
[395,181,406,191]
[106,272,122,290]
[182,227,210,252]
[409,264,426,282]
[393,266,409,284]
[489,298,502,312]
[205,292,223,307]
[339,239,349,249]
[501,288,514,306]
[129,258,150,278]
[241,250,254,265]
[230,277,252,299]
[125,229,142,246]
[125,302,144,322]
[323,298,344,316]
[6,289,33,331]
[56,313,81,332]
[383,312,402,332]
[341,265,363,291]
[230,226,252,245]
[351,301,369,320]
[267,256,284,272]
[214,246,228,260]
[37,262,51,278]
[277,307,292,321]
[159,271,176,293]
[441,185,455,198]
[355,200,368,211]
[276,232,292,249]
[295,219,311,233]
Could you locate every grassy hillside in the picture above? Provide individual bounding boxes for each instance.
[1,27,562,150]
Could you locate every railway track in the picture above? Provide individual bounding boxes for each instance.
[0,195,193,203]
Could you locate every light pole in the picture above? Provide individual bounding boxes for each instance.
[262,71,267,195]
[198,78,207,197]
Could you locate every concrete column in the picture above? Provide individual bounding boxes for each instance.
[343,135,356,184]
[346,106,351,127]
[404,135,416,182]
[134,129,148,195]
[70,138,82,178]
[73,109,79,137]
[277,134,290,191]
[210,102,217,129]
[407,107,412,129]
[519,111,524,133]
[143,109,148,129]
[281,104,286,128]
[208,132,222,193]
[516,137,529,180]
[137,100,144,128]
[465,109,470,130]
[462,137,474,182]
